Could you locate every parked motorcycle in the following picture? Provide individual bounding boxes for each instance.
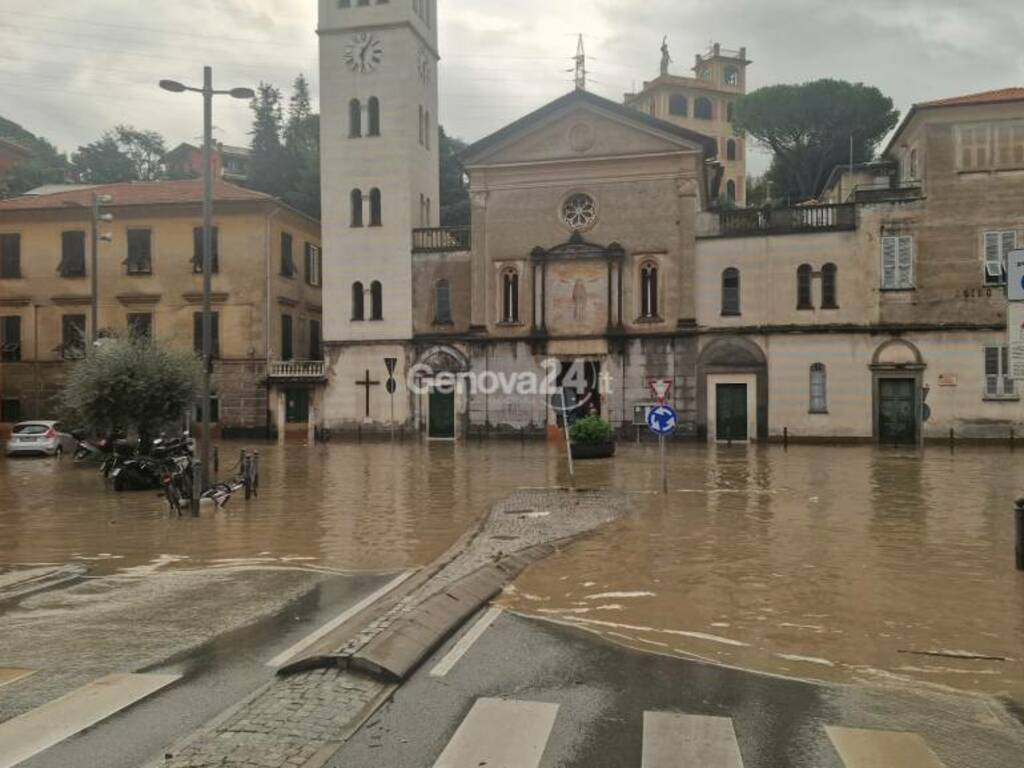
[112,434,194,493]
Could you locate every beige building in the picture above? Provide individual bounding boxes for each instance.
[0,179,323,437]
[625,42,750,206]
[696,87,1024,442]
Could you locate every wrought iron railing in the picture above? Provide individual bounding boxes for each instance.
[412,227,471,253]
[718,203,856,237]
[268,360,325,378]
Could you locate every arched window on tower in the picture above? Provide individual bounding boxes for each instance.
[726,139,737,161]
[721,267,740,315]
[725,180,737,202]
[501,269,519,323]
[694,97,713,119]
[797,264,813,309]
[369,188,382,227]
[809,363,828,413]
[367,97,381,136]
[351,282,365,321]
[370,281,383,320]
[726,102,735,122]
[350,188,363,227]
[640,262,659,318]
[724,67,739,86]
[435,279,452,324]
[349,98,362,138]
[669,94,687,116]
[822,263,838,309]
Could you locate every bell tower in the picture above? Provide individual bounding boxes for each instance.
[318,0,440,427]
[319,0,440,344]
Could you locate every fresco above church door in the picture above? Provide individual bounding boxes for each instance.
[545,261,608,336]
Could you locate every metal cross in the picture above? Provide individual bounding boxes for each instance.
[355,369,381,417]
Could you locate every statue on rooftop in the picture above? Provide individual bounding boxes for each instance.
[660,36,671,76]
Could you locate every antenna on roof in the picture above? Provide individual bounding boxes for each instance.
[572,34,587,91]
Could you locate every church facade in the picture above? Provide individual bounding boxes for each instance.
[316,1,1024,444]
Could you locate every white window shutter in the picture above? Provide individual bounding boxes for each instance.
[1002,230,1017,255]
[897,236,913,288]
[882,237,896,288]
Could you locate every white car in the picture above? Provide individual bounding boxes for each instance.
[4,421,78,458]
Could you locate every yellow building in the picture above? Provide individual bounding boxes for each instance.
[0,179,323,437]
[625,42,750,206]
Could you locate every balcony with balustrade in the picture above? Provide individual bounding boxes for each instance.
[412,227,472,253]
[706,203,858,239]
[267,360,326,382]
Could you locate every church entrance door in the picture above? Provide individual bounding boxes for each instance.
[715,383,748,442]
[428,387,455,439]
[556,360,601,424]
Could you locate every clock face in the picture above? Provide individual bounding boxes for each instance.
[417,47,431,85]
[344,32,383,73]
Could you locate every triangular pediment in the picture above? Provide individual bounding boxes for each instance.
[461,89,717,167]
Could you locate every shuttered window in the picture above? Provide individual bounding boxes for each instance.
[0,234,20,278]
[809,363,827,413]
[1,315,21,362]
[983,230,1017,285]
[959,125,990,170]
[881,236,914,290]
[984,346,1015,398]
[994,122,1024,168]
[193,312,220,358]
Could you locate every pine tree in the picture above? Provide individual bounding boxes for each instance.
[282,74,320,219]
[247,82,288,198]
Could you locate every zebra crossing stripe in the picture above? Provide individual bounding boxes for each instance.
[642,711,744,768]
[0,672,179,768]
[826,726,946,768]
[432,698,559,768]
[0,668,35,689]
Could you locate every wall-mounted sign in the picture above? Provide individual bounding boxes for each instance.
[937,374,958,387]
[1008,249,1024,302]
[1009,301,1024,379]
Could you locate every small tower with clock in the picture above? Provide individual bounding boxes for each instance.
[318,0,439,426]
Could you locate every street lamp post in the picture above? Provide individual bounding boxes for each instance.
[160,68,253,490]
[89,194,113,344]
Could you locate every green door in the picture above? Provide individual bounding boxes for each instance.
[878,378,917,445]
[716,383,748,441]
[429,388,455,439]
[285,389,310,423]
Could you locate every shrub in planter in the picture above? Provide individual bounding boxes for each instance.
[569,414,615,459]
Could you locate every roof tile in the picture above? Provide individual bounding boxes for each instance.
[0,178,272,212]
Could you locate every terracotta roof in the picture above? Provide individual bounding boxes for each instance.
[0,178,272,212]
[917,87,1024,108]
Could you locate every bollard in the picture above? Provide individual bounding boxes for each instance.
[1012,428,1016,452]
[191,461,202,517]
[949,427,955,451]
[243,452,252,500]
[252,451,260,497]
[214,446,219,474]
[783,427,788,450]
[1016,498,1024,572]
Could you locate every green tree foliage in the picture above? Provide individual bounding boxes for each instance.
[734,79,899,201]
[71,125,168,183]
[246,82,289,200]
[282,75,321,219]
[439,126,469,226]
[0,116,69,197]
[58,334,200,447]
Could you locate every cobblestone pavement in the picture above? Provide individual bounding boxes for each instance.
[159,488,630,768]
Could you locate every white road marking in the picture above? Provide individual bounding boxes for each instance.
[826,725,946,768]
[0,668,35,690]
[0,672,179,768]
[642,711,744,768]
[429,606,503,677]
[432,698,559,768]
[266,569,415,668]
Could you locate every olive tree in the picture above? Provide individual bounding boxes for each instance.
[59,334,200,447]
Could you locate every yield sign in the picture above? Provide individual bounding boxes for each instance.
[649,378,672,404]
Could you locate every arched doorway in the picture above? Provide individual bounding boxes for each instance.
[697,336,768,442]
[871,338,925,446]
[413,345,470,440]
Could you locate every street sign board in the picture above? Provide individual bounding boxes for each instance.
[632,403,656,426]
[648,378,672,404]
[1008,249,1024,302]
[384,357,398,376]
[647,404,678,435]
[385,378,397,395]
[1009,302,1024,379]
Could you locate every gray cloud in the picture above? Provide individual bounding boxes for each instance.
[1,0,1021,175]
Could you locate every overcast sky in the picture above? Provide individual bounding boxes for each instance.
[2,0,1022,176]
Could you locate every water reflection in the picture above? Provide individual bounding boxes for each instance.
[2,440,1022,702]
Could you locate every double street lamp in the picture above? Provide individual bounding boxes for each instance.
[159,67,253,490]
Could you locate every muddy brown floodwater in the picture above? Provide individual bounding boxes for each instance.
[1,440,1022,703]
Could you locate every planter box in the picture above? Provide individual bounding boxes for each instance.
[570,441,616,460]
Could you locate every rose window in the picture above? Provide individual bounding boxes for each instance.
[560,193,597,231]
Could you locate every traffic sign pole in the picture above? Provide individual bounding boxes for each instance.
[659,434,667,494]
[562,387,575,481]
